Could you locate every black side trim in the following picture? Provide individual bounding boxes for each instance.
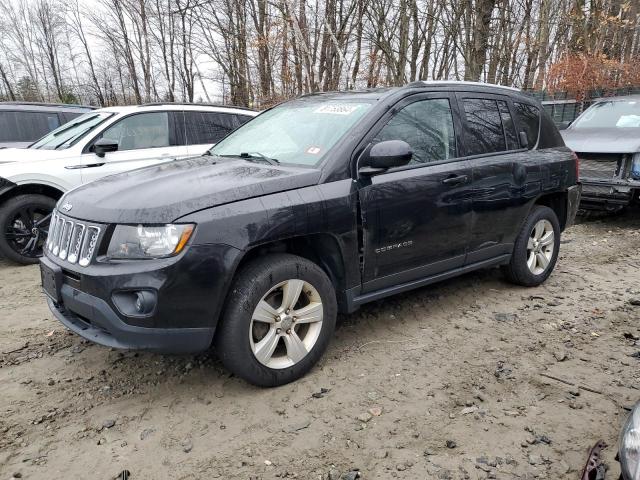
[345,254,511,311]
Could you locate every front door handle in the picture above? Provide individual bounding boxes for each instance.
[442,174,469,186]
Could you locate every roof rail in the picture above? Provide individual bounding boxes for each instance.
[406,80,521,92]
[0,101,96,109]
[139,102,257,112]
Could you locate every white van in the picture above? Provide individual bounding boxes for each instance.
[0,103,257,264]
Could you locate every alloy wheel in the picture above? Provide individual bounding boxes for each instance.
[5,206,52,259]
[249,279,324,369]
[526,219,554,275]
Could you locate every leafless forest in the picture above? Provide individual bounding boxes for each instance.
[0,0,639,108]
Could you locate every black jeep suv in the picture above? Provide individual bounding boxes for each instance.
[41,82,581,386]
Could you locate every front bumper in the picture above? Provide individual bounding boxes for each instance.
[41,243,242,354]
[580,177,640,208]
[47,296,213,353]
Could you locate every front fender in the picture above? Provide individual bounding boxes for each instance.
[0,177,17,197]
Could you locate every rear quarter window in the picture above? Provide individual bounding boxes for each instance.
[184,111,238,145]
[513,102,540,149]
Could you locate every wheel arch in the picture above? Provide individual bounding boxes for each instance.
[225,233,349,312]
[533,191,568,230]
[0,182,64,206]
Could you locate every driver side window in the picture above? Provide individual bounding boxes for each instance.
[373,98,457,165]
[99,112,170,151]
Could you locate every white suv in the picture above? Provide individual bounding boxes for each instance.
[0,103,257,264]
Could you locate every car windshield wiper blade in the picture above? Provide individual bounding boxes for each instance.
[52,114,99,137]
[53,125,93,150]
[220,152,280,165]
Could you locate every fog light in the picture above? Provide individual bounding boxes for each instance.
[112,290,157,317]
[134,291,154,314]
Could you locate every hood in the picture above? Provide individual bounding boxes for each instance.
[61,156,322,224]
[561,128,640,153]
[0,147,75,164]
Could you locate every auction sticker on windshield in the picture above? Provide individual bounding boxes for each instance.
[314,104,363,115]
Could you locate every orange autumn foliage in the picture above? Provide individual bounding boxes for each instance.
[546,54,640,99]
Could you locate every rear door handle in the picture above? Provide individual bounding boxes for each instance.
[442,174,468,186]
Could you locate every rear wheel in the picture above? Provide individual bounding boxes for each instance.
[502,206,560,287]
[215,253,337,387]
[0,194,56,265]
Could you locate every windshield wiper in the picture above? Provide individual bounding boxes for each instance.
[52,114,99,137]
[53,125,94,150]
[220,152,280,165]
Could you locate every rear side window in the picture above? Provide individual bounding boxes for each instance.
[59,111,85,124]
[0,111,60,142]
[462,98,506,155]
[513,102,540,149]
[184,111,237,145]
[373,98,457,165]
[0,112,20,142]
[497,101,519,150]
[235,114,254,127]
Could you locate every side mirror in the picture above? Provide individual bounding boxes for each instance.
[360,140,412,175]
[519,131,529,149]
[93,138,119,157]
[557,120,572,130]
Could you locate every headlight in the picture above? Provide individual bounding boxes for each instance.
[107,224,195,259]
[620,402,640,480]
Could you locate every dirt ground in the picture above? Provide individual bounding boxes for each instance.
[1,212,639,480]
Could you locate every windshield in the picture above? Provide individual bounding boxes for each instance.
[209,99,373,166]
[30,111,114,150]
[572,99,640,129]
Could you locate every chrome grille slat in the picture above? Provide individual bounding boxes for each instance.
[51,217,64,255]
[47,213,58,251]
[79,226,100,267]
[45,210,101,267]
[67,224,85,264]
[59,220,74,260]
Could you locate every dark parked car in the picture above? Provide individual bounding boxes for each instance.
[0,102,94,149]
[561,96,640,211]
[41,81,580,386]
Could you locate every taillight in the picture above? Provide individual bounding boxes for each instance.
[571,151,579,181]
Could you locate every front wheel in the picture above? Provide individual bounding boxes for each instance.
[502,205,561,287]
[215,253,337,387]
[0,194,56,265]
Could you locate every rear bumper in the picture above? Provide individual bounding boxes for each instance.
[565,184,582,228]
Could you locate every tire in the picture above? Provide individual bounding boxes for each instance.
[215,253,337,387]
[502,206,561,287]
[0,194,56,265]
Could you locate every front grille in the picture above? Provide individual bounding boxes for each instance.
[577,153,621,180]
[47,211,102,267]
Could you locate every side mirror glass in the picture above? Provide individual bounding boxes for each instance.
[519,131,529,149]
[93,138,119,157]
[360,140,412,175]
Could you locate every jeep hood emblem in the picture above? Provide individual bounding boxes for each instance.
[61,202,73,212]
